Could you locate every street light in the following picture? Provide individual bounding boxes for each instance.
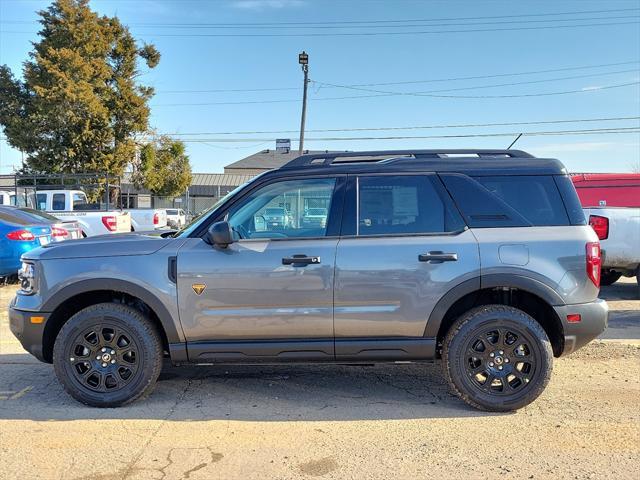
[298,51,309,155]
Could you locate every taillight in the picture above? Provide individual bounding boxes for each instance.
[589,215,609,240]
[51,227,68,238]
[6,229,36,241]
[153,212,159,225]
[102,215,117,232]
[586,241,601,287]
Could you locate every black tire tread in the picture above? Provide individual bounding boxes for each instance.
[53,302,163,408]
[442,304,553,412]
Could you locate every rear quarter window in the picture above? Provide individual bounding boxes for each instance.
[440,174,571,227]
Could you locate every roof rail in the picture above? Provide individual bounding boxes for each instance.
[280,149,534,169]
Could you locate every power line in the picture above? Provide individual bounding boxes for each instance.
[153,81,640,106]
[312,68,640,96]
[131,20,640,37]
[4,7,638,26]
[162,116,640,136]
[157,61,640,94]
[176,127,640,143]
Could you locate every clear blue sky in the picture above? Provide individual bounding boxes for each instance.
[1,0,639,174]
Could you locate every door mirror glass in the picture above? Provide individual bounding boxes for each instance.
[207,221,235,247]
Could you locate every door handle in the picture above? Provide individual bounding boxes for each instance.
[418,251,458,263]
[282,255,321,266]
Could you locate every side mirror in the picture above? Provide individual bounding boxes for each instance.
[207,221,235,248]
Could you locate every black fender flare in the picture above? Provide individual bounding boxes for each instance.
[424,274,564,338]
[42,278,183,344]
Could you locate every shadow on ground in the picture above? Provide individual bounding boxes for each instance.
[0,354,502,422]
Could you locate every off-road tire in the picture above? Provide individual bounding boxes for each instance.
[53,303,163,408]
[600,269,622,286]
[442,305,553,412]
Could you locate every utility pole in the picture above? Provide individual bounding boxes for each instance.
[298,51,309,155]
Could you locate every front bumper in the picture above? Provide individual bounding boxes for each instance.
[9,302,50,363]
[554,298,609,356]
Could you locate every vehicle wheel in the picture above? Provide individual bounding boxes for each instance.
[53,303,163,408]
[600,269,622,286]
[442,305,553,412]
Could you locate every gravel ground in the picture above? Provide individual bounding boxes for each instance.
[0,279,638,480]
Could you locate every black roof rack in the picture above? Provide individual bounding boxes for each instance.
[280,149,534,169]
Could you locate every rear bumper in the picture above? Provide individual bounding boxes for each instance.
[9,303,50,363]
[554,298,609,356]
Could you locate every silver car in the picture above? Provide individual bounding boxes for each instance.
[9,150,608,411]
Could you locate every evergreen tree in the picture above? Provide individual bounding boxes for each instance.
[0,0,160,176]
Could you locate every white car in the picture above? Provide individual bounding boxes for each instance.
[125,208,168,231]
[33,189,131,237]
[165,208,186,228]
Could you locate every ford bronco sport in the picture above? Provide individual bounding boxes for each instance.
[9,150,608,411]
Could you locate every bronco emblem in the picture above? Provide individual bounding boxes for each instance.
[192,284,206,295]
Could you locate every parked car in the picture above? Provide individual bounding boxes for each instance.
[7,207,83,241]
[261,207,292,229]
[301,207,328,228]
[572,174,640,287]
[9,149,607,412]
[32,189,131,237]
[166,208,187,228]
[125,208,167,231]
[1,206,53,277]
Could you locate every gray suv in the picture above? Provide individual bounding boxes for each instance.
[9,150,608,411]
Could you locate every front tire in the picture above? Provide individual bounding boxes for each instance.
[443,305,553,412]
[53,303,163,407]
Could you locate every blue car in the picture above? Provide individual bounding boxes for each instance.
[0,206,53,277]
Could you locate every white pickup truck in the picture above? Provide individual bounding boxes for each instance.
[32,190,131,237]
[125,208,168,231]
[584,207,640,287]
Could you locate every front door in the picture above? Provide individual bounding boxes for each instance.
[334,174,480,359]
[177,176,341,362]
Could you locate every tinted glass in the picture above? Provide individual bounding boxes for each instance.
[72,193,86,208]
[36,193,47,210]
[0,208,31,226]
[357,175,464,236]
[227,178,335,239]
[14,208,58,222]
[166,209,178,215]
[474,175,569,226]
[554,175,587,225]
[52,193,65,211]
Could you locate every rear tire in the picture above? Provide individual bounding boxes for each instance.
[442,305,553,412]
[600,269,622,286]
[53,303,163,408]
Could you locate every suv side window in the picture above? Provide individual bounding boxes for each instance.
[356,175,464,236]
[226,177,336,240]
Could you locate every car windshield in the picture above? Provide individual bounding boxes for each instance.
[265,208,285,216]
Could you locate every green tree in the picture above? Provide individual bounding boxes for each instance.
[133,136,192,197]
[0,0,160,176]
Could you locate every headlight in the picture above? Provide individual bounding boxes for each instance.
[18,262,36,295]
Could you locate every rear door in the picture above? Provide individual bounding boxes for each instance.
[334,173,480,359]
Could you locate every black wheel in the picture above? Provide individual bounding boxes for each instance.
[53,303,163,407]
[600,269,622,286]
[442,305,553,412]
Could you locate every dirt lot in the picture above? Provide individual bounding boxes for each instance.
[0,280,638,480]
